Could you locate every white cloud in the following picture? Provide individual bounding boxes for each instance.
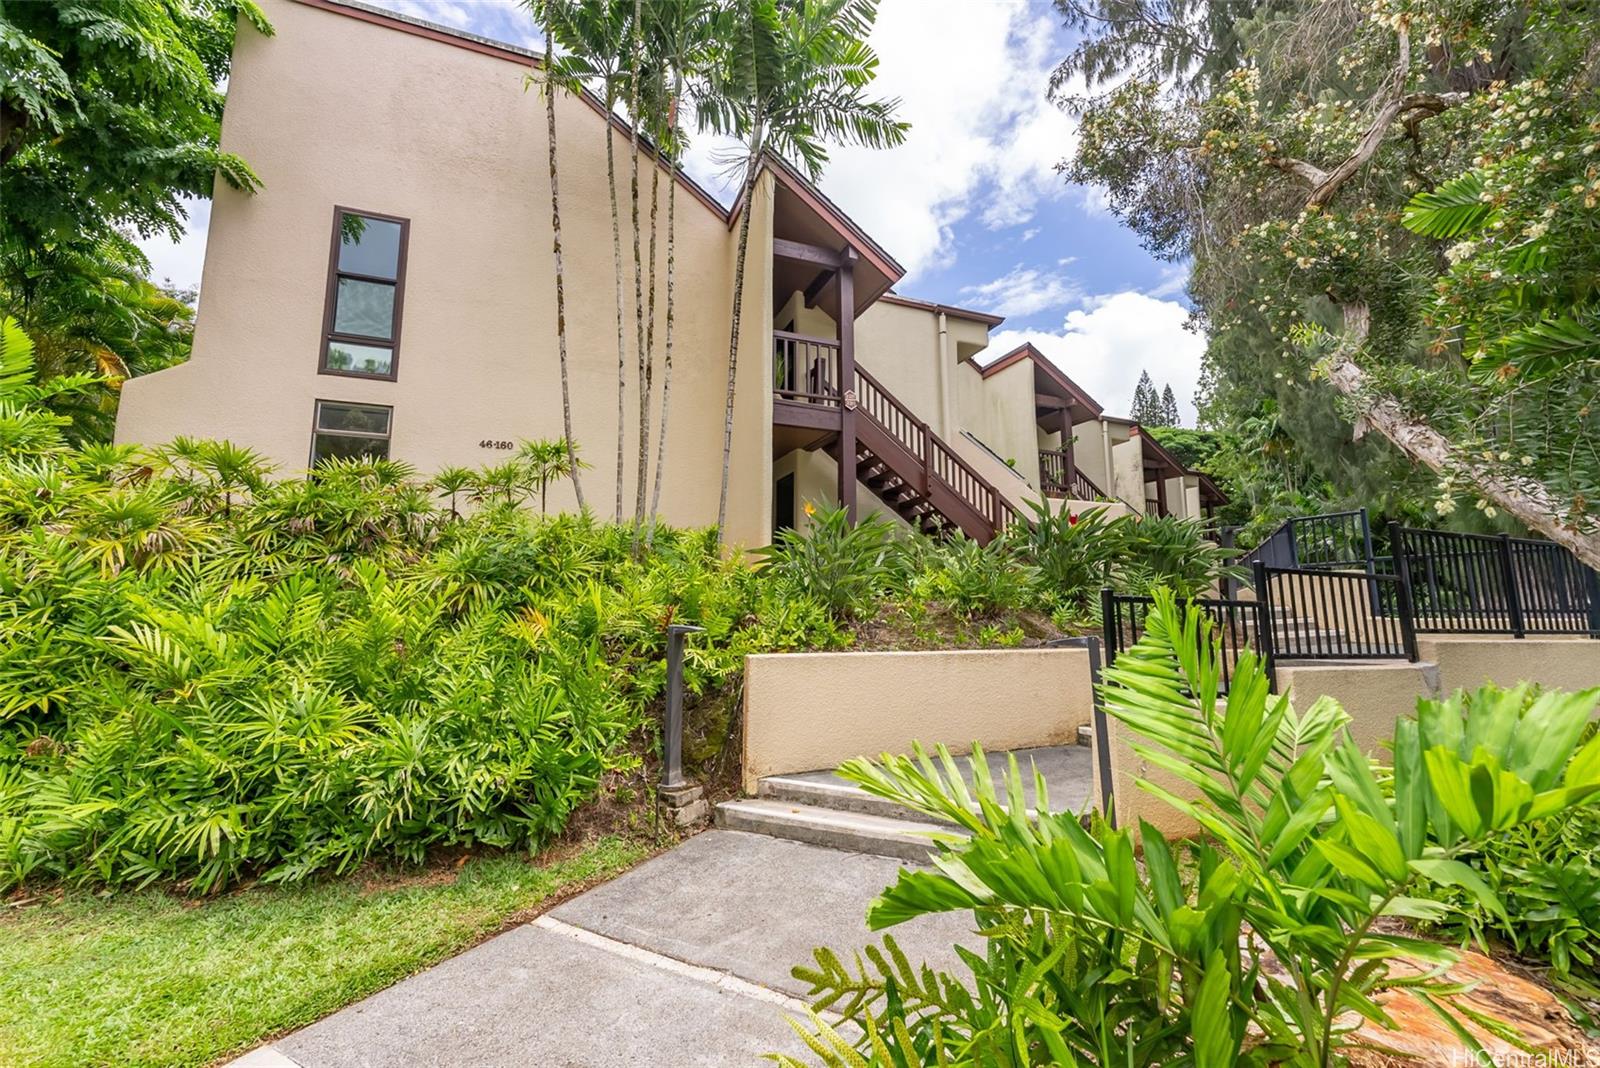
[987,291,1206,425]
[1146,262,1190,301]
[744,0,1077,282]
[960,264,1082,318]
[1021,228,1039,242]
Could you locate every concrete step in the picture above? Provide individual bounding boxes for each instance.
[713,798,961,862]
[757,773,952,825]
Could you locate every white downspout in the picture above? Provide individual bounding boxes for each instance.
[1100,421,1113,498]
[936,311,953,437]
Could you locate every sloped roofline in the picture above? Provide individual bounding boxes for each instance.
[733,152,905,286]
[980,343,1104,417]
[290,0,730,221]
[878,293,1005,327]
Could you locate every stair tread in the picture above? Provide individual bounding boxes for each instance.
[718,798,956,836]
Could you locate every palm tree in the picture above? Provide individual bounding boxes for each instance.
[646,1,717,542]
[546,0,632,523]
[525,0,587,512]
[701,0,908,535]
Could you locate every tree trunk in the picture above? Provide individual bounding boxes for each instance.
[636,146,660,533]
[627,0,646,539]
[1325,303,1600,568]
[605,87,626,524]
[648,75,684,547]
[544,33,585,512]
[715,145,763,537]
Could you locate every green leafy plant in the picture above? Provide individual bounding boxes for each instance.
[920,535,1034,620]
[777,592,1600,1065]
[1008,501,1126,610]
[758,503,909,620]
[1115,513,1242,597]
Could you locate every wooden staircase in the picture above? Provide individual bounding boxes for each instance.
[825,364,1020,544]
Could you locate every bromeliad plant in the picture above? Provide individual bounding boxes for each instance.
[777,592,1600,1066]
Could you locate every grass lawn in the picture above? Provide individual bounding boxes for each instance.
[0,834,655,1068]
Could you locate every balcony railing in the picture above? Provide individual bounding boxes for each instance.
[1038,448,1104,500]
[773,330,840,406]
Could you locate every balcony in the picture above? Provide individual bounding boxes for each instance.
[1038,447,1104,501]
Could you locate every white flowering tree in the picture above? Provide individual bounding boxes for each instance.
[1058,0,1600,565]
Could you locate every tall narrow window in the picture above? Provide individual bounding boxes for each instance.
[320,208,408,379]
[310,400,392,464]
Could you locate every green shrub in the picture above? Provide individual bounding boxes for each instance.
[1007,501,1125,609]
[1114,513,1242,597]
[0,350,846,890]
[1414,692,1600,999]
[777,593,1600,1066]
[757,504,909,620]
[920,536,1033,619]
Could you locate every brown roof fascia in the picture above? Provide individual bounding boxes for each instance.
[291,0,729,222]
[878,293,1005,327]
[980,343,1104,417]
[736,153,905,286]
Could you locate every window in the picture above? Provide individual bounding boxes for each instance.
[320,208,408,379]
[310,400,392,465]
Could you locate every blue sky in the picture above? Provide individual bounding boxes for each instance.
[138,0,1205,422]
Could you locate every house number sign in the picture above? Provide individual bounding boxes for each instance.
[479,439,515,450]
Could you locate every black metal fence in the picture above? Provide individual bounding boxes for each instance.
[1102,587,1274,693]
[1254,561,1416,663]
[1109,514,1598,694]
[1388,523,1600,637]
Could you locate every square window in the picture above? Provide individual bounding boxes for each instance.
[311,400,392,466]
[333,278,396,340]
[337,215,403,279]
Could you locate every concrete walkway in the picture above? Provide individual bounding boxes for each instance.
[234,831,975,1067]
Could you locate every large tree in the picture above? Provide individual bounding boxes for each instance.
[0,0,271,431]
[701,0,908,536]
[1058,0,1600,565]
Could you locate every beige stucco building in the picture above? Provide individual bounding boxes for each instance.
[115,0,1223,548]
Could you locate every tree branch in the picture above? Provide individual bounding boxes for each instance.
[1320,303,1600,568]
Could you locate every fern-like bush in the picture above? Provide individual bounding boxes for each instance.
[0,338,845,890]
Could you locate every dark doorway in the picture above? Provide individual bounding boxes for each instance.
[774,473,795,534]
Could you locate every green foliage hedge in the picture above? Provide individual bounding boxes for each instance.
[0,437,844,892]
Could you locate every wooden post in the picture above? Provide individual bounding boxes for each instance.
[1153,468,1168,517]
[837,247,858,524]
[1064,433,1076,497]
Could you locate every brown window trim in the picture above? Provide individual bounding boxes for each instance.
[308,398,395,468]
[318,206,410,382]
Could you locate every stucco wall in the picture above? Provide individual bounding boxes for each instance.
[742,648,1095,792]
[1111,436,1145,511]
[854,300,947,434]
[115,0,772,547]
[1416,635,1600,694]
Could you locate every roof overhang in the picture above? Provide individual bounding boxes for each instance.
[981,344,1104,431]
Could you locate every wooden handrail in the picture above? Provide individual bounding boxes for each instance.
[855,364,1019,535]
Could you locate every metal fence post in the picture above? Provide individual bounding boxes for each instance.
[1585,567,1600,638]
[662,623,704,790]
[1251,560,1277,692]
[1359,507,1380,615]
[1496,534,1526,639]
[1049,634,1115,827]
[1388,523,1420,661]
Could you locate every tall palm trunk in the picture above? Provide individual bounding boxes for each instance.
[605,83,626,524]
[626,0,647,539]
[542,30,585,511]
[647,75,683,544]
[715,137,763,536]
[635,145,660,533]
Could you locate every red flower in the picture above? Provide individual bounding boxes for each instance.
[1068,513,1079,525]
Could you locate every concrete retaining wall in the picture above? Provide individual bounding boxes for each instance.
[741,647,1094,793]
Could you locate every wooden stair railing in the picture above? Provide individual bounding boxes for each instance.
[851,364,1021,543]
[1039,447,1105,501]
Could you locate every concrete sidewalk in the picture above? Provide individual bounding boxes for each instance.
[234,831,975,1067]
